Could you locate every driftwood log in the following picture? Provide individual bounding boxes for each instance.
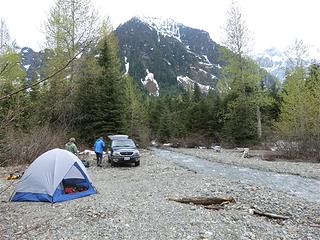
[249,207,289,220]
[168,196,235,206]
[204,205,223,210]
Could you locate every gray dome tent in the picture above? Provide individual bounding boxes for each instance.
[11,148,96,202]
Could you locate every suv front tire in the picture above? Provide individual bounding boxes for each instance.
[110,159,116,167]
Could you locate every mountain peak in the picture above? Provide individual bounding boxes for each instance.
[115,17,224,95]
[116,17,276,95]
[135,16,182,42]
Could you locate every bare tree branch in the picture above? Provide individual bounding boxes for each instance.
[0,61,20,77]
[0,62,9,75]
[0,42,91,101]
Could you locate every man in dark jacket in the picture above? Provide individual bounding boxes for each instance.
[94,137,105,167]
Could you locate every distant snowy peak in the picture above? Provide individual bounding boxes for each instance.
[136,16,181,42]
[256,48,285,63]
[256,47,320,82]
[255,48,287,81]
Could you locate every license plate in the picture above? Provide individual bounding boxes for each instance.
[124,157,130,160]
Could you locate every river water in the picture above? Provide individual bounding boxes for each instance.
[152,148,320,203]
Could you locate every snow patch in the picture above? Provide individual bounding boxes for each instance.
[216,64,222,69]
[177,75,211,93]
[138,16,181,42]
[199,62,213,68]
[79,149,95,155]
[198,69,208,74]
[141,69,160,97]
[23,64,31,71]
[22,48,29,53]
[199,55,213,67]
[124,56,129,75]
[163,59,172,66]
[202,55,211,64]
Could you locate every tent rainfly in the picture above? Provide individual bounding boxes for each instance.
[11,148,96,203]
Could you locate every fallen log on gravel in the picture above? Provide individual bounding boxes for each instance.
[168,196,235,205]
[204,205,223,210]
[249,207,289,220]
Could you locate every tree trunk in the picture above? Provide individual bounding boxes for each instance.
[256,106,262,139]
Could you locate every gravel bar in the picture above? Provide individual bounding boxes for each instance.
[0,150,319,240]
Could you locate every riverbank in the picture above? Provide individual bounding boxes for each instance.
[0,150,319,239]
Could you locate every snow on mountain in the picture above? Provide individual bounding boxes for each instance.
[177,75,211,93]
[124,56,129,75]
[116,16,276,95]
[23,64,31,71]
[20,47,44,81]
[199,54,214,67]
[256,47,320,82]
[255,48,287,81]
[137,16,181,42]
[141,69,160,96]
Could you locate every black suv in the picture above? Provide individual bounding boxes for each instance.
[107,135,140,167]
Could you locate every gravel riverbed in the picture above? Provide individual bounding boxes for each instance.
[169,148,320,180]
[0,149,319,240]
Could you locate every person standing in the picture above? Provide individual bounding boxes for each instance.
[65,137,78,155]
[94,137,105,167]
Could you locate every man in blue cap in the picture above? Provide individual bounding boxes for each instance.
[94,137,105,167]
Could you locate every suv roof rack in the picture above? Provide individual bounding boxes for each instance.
[108,135,129,140]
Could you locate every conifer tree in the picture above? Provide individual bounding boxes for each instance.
[75,22,125,141]
[123,75,150,145]
[276,40,310,142]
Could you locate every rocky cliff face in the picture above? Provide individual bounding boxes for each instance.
[20,47,44,81]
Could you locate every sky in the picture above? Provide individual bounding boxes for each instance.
[0,0,319,53]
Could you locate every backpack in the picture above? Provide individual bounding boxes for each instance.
[81,160,90,168]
